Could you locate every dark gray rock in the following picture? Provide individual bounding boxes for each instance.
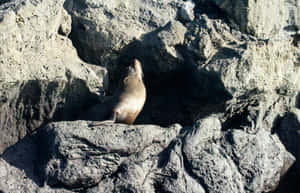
[0,115,295,193]
[0,134,73,193]
[159,140,206,193]
[183,115,295,193]
[277,108,300,172]
[39,121,181,189]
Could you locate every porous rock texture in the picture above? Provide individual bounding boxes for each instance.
[0,0,300,193]
[0,0,107,154]
[183,116,294,193]
[199,0,300,39]
[39,121,182,190]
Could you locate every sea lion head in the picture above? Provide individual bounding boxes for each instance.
[128,59,143,80]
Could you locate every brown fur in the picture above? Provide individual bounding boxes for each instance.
[79,59,146,125]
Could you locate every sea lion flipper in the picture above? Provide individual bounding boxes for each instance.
[88,111,117,127]
[88,120,115,127]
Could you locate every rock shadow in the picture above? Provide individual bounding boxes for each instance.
[0,79,98,137]
[273,112,300,193]
[275,112,300,161]
[1,78,100,187]
[64,4,234,126]
[1,132,43,186]
[221,89,262,131]
[77,38,233,126]
[72,23,233,126]
[296,92,300,109]
[0,0,11,6]
[117,23,232,126]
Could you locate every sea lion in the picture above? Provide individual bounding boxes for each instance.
[79,59,146,125]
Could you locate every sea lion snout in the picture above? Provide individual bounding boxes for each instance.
[131,59,143,79]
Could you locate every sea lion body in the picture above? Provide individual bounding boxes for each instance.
[80,59,146,125]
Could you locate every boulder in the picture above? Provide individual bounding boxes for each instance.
[0,116,295,193]
[184,12,300,132]
[0,135,73,193]
[38,121,181,189]
[64,0,188,66]
[199,0,300,39]
[63,0,190,89]
[185,14,300,97]
[0,0,107,154]
[183,115,295,193]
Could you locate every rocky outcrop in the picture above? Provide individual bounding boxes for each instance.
[64,0,188,66]
[0,0,300,192]
[63,0,193,93]
[186,15,300,95]
[184,12,299,133]
[183,116,294,193]
[199,0,300,39]
[0,0,107,154]
[38,121,181,190]
[1,116,294,193]
[63,0,300,126]
[0,136,72,193]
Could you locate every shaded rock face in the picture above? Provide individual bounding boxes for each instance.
[277,109,300,169]
[274,109,300,193]
[0,0,300,193]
